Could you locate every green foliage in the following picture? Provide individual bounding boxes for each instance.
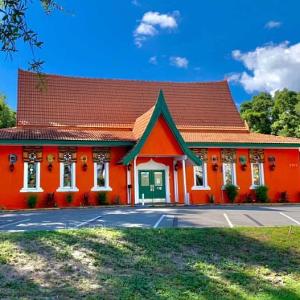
[97,192,108,205]
[0,94,16,128]
[240,89,300,138]
[278,191,288,203]
[208,194,215,204]
[240,93,273,134]
[112,195,121,205]
[66,193,73,204]
[255,185,269,203]
[224,184,238,203]
[0,0,61,71]
[27,194,37,208]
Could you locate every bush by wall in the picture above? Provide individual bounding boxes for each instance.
[27,194,37,208]
[224,184,239,203]
[255,185,269,203]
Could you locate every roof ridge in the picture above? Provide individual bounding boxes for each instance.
[18,69,228,85]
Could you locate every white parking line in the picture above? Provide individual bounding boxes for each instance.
[224,213,234,228]
[75,216,102,228]
[280,212,300,225]
[0,218,31,229]
[153,214,166,228]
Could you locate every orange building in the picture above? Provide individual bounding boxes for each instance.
[0,70,299,209]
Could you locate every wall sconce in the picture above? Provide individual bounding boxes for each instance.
[47,154,55,172]
[239,156,247,171]
[268,156,276,171]
[174,161,179,171]
[8,154,17,172]
[81,155,88,171]
[211,155,218,171]
[127,163,132,171]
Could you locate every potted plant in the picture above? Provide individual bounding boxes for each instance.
[224,184,238,203]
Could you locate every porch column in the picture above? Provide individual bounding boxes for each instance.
[133,156,138,206]
[173,160,179,203]
[126,164,131,205]
[182,158,188,205]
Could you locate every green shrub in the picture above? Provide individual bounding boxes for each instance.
[27,194,37,208]
[208,194,215,204]
[66,193,73,204]
[82,193,90,206]
[112,195,121,205]
[255,185,269,203]
[224,184,238,203]
[278,191,288,203]
[97,192,108,205]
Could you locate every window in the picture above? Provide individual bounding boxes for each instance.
[91,162,112,191]
[222,163,237,186]
[57,162,78,192]
[192,163,210,190]
[251,163,264,188]
[20,162,43,192]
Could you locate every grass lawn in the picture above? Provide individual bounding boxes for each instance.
[0,227,299,299]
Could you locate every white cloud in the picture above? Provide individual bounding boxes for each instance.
[134,11,179,47]
[265,20,281,29]
[229,42,300,94]
[149,56,158,65]
[170,56,189,69]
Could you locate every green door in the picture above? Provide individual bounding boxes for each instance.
[138,170,166,202]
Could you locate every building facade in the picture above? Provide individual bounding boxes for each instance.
[0,70,299,209]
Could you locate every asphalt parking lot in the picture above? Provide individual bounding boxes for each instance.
[0,205,300,232]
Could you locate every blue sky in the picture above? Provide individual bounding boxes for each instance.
[1,0,300,109]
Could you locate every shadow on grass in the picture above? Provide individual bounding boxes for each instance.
[0,227,299,299]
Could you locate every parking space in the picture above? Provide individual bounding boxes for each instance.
[0,205,300,231]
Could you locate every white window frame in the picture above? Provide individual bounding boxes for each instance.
[20,162,43,193]
[222,162,237,188]
[91,162,112,192]
[250,162,265,189]
[192,163,210,190]
[57,162,79,192]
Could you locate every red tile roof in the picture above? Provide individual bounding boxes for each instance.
[0,70,296,147]
[17,70,246,130]
[182,131,300,145]
[0,127,135,142]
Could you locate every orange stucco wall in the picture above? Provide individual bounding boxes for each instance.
[186,148,300,204]
[0,145,299,209]
[0,145,129,209]
[139,116,183,156]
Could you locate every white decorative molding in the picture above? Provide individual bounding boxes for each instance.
[91,162,112,192]
[192,163,210,191]
[135,159,170,204]
[57,162,79,192]
[250,162,265,189]
[20,162,43,193]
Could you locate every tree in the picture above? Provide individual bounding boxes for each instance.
[0,94,16,128]
[240,89,300,138]
[271,89,300,138]
[0,0,61,71]
[240,92,273,134]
